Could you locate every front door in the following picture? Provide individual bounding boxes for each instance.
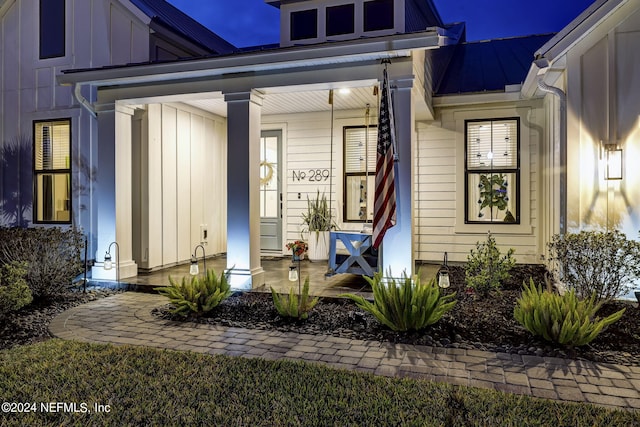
[260,130,282,253]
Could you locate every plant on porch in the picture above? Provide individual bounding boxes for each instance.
[285,240,307,260]
[155,269,232,316]
[340,270,456,332]
[301,191,336,262]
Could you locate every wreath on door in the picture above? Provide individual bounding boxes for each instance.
[260,160,275,186]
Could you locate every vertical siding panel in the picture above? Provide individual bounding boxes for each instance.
[161,105,177,265]
[176,109,191,263]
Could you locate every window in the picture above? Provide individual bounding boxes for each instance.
[465,118,519,224]
[364,0,394,32]
[344,126,377,222]
[39,0,65,59]
[327,4,355,37]
[34,119,71,223]
[290,9,318,41]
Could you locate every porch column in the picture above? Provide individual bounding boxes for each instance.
[224,90,264,289]
[91,102,138,280]
[381,76,415,277]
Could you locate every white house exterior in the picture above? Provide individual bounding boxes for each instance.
[3,0,640,293]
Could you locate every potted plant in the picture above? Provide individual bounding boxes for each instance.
[285,240,307,261]
[301,190,335,262]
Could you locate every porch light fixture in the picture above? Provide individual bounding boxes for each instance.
[605,147,623,180]
[103,241,120,283]
[190,244,206,276]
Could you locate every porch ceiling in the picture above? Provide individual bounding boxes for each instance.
[183,83,380,117]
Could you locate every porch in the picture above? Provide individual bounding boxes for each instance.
[115,256,441,298]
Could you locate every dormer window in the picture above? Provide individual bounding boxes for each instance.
[291,9,318,41]
[327,4,355,37]
[364,0,394,32]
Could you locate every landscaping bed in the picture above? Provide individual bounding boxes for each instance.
[153,265,640,366]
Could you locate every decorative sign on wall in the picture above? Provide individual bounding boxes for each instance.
[292,169,330,182]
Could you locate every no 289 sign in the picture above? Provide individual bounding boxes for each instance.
[292,169,330,182]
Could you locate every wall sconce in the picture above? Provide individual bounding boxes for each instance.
[103,241,120,283]
[605,147,623,180]
[190,244,206,276]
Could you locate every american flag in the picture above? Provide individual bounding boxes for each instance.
[373,68,396,250]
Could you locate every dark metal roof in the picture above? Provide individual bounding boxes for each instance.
[405,0,443,31]
[129,0,236,54]
[430,34,554,95]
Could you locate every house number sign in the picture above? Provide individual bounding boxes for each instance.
[292,169,330,182]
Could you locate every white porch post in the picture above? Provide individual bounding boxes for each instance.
[91,102,138,280]
[381,76,415,277]
[224,90,264,289]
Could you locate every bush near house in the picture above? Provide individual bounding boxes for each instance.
[465,232,516,297]
[514,279,625,347]
[548,230,640,303]
[155,269,232,317]
[0,227,83,298]
[340,270,456,332]
[271,277,319,320]
[0,262,31,318]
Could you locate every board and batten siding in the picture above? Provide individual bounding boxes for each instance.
[415,103,543,264]
[136,103,226,271]
[264,108,381,252]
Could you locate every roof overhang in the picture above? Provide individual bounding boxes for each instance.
[521,0,627,98]
[59,30,439,90]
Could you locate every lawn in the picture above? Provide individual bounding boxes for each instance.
[1,340,637,426]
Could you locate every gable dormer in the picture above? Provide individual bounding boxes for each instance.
[266,0,443,47]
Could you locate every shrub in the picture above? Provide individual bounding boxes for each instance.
[155,269,232,317]
[514,279,625,347]
[548,230,640,303]
[0,227,84,297]
[271,277,319,320]
[0,262,32,318]
[340,270,456,332]
[465,232,516,297]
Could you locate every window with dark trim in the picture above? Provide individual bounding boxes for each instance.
[364,0,394,32]
[33,119,71,224]
[39,0,65,59]
[465,118,520,224]
[327,4,355,36]
[290,9,318,40]
[344,125,377,222]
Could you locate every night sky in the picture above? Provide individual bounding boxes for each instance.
[167,0,597,48]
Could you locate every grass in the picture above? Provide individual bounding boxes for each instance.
[1,340,638,426]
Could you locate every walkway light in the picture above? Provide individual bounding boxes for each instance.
[103,241,120,283]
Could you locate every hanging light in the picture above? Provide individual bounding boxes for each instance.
[190,255,199,276]
[288,265,299,282]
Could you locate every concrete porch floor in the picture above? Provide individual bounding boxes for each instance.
[120,256,441,298]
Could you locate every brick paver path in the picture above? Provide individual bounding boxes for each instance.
[50,292,640,411]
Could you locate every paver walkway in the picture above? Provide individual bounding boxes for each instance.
[50,292,640,411]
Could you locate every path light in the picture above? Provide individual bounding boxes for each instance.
[190,244,206,276]
[288,265,298,282]
[103,241,120,283]
[438,252,450,289]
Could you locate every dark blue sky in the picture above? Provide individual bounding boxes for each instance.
[167,0,596,48]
